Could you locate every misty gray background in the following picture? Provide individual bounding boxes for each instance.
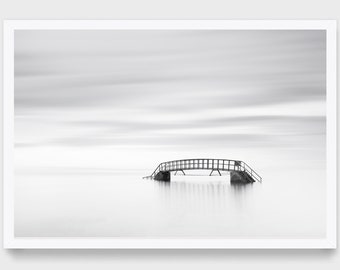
[14,30,326,172]
[13,29,327,238]
[1,1,339,270]
[13,25,328,238]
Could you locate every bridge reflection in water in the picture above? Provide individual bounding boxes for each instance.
[154,175,255,212]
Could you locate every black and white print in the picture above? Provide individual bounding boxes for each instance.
[14,29,326,238]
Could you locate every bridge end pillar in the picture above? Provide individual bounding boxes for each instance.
[154,171,171,182]
[230,171,255,184]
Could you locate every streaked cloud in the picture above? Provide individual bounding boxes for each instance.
[15,30,326,111]
[14,30,326,165]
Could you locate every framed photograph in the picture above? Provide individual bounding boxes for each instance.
[3,20,336,249]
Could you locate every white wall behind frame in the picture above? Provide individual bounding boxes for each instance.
[0,0,339,269]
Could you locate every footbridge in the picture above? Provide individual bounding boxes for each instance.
[144,158,262,183]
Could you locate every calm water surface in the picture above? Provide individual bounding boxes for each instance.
[15,169,326,238]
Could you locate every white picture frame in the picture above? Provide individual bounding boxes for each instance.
[3,20,337,249]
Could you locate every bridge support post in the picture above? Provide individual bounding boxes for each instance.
[154,171,171,182]
[209,169,221,176]
[174,170,185,176]
[230,171,255,184]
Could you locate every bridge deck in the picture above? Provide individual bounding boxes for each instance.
[144,158,262,182]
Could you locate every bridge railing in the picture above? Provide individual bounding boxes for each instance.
[239,161,262,182]
[148,158,262,182]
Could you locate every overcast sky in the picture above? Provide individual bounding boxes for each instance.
[14,30,326,172]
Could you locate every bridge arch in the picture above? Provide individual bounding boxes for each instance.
[144,158,262,183]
